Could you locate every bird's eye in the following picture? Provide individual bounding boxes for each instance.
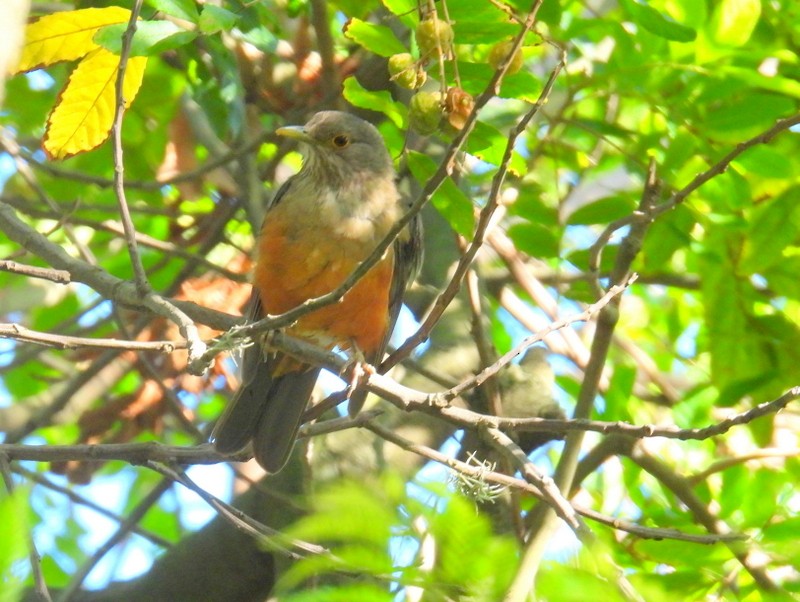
[332,134,350,148]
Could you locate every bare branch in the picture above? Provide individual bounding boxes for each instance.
[660,112,800,215]
[0,259,70,283]
[0,322,186,352]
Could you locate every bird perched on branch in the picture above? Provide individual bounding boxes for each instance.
[212,111,422,473]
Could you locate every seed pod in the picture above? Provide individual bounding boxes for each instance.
[409,91,443,135]
[389,53,426,89]
[416,18,454,57]
[488,40,524,74]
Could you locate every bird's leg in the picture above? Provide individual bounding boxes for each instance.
[257,328,278,359]
[340,343,375,394]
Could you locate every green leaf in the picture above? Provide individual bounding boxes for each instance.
[379,0,416,28]
[704,93,795,140]
[342,76,406,129]
[198,5,239,34]
[95,21,197,56]
[708,0,761,47]
[603,364,637,421]
[146,0,199,23]
[237,26,278,53]
[732,145,793,179]
[566,196,636,225]
[343,18,406,57]
[507,222,560,258]
[0,488,30,602]
[741,188,800,273]
[700,246,773,396]
[407,150,475,236]
[619,0,696,42]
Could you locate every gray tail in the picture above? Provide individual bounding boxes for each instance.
[211,362,273,456]
[212,361,320,473]
[252,368,320,473]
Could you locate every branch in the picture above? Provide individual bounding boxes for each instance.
[0,442,225,464]
[0,201,240,332]
[0,322,186,353]
[484,427,590,539]
[506,160,661,601]
[110,0,148,295]
[385,44,567,370]
[659,112,800,215]
[0,259,70,284]
[145,462,327,558]
[364,421,743,545]
[13,464,171,548]
[309,0,338,100]
[59,479,172,600]
[483,386,800,439]
[628,443,778,591]
[443,276,634,401]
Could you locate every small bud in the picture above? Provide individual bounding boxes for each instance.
[409,91,443,135]
[388,52,426,90]
[488,40,524,74]
[416,18,454,57]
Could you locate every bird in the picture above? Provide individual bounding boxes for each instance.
[211,111,422,474]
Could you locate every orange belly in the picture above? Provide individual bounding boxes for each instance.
[254,216,393,359]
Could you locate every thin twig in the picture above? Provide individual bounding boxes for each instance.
[110,0,149,295]
[628,443,778,590]
[147,462,327,557]
[384,43,566,371]
[58,479,172,602]
[0,259,70,283]
[12,465,172,548]
[0,322,187,352]
[659,112,800,215]
[364,421,742,544]
[485,427,590,539]
[443,276,634,401]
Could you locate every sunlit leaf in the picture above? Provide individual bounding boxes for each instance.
[44,48,147,159]
[619,0,696,42]
[708,0,761,47]
[344,18,406,57]
[15,6,132,72]
[146,0,199,23]
[407,150,475,236]
[0,488,30,602]
[95,21,197,56]
[198,5,239,34]
[342,76,407,128]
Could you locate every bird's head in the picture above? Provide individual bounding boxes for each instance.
[276,111,394,184]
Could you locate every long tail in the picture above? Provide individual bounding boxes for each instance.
[211,360,320,473]
[252,367,320,473]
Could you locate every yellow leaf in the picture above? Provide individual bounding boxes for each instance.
[44,48,147,160]
[15,6,131,73]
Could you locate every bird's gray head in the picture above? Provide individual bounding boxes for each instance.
[276,111,394,184]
